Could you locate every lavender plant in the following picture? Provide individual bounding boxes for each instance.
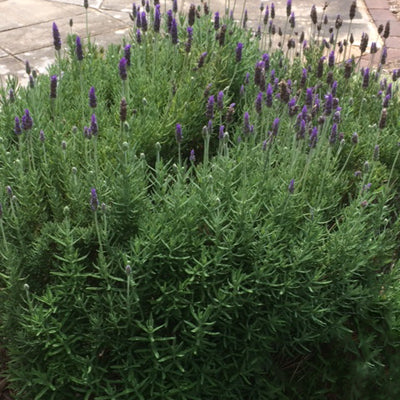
[0,1,400,400]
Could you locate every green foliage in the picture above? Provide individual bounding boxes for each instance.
[0,2,400,400]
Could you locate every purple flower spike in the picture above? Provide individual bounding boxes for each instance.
[52,22,62,51]
[39,130,45,142]
[14,117,22,135]
[189,149,196,162]
[76,36,83,61]
[198,52,207,68]
[297,119,306,139]
[89,86,97,108]
[328,51,335,67]
[363,67,370,89]
[90,188,99,211]
[50,75,57,99]
[305,88,313,106]
[266,83,273,107]
[154,4,161,32]
[288,179,295,194]
[214,12,220,30]
[236,42,243,62]
[255,92,263,114]
[136,29,142,44]
[141,11,148,32]
[243,112,251,136]
[219,125,225,140]
[309,127,318,148]
[289,12,295,29]
[206,95,215,120]
[217,91,224,111]
[21,109,33,131]
[173,0,178,13]
[175,123,183,143]
[352,132,358,145]
[324,93,333,115]
[124,44,131,66]
[271,2,275,19]
[286,0,292,17]
[381,47,387,65]
[272,117,280,136]
[171,18,178,44]
[90,113,98,136]
[119,57,128,80]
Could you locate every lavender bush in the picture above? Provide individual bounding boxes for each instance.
[0,1,400,399]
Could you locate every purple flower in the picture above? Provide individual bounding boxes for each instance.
[243,112,251,136]
[271,2,275,19]
[289,12,295,28]
[266,83,273,107]
[236,42,243,62]
[297,119,306,139]
[136,29,142,44]
[331,80,338,96]
[185,26,193,52]
[362,67,370,89]
[309,127,318,148]
[39,130,45,142]
[383,94,391,108]
[189,149,196,162]
[90,114,98,136]
[305,87,313,106]
[124,44,131,66]
[255,92,263,114]
[52,22,62,51]
[352,132,358,145]
[166,9,173,32]
[171,18,178,44]
[286,0,292,17]
[264,5,269,25]
[141,11,148,32]
[14,117,22,135]
[354,170,362,178]
[381,47,387,65]
[89,86,97,108]
[76,36,83,61]
[136,10,142,28]
[154,4,161,32]
[214,12,220,30]
[21,109,33,131]
[198,52,207,68]
[272,118,280,136]
[288,178,295,194]
[84,0,88,9]
[90,188,99,211]
[217,91,224,111]
[173,0,178,13]
[175,123,182,143]
[119,57,128,80]
[219,125,225,140]
[324,93,333,115]
[206,95,215,120]
[50,75,57,99]
[363,183,372,192]
[328,51,335,67]
[84,126,92,139]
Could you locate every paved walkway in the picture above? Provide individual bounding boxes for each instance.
[0,0,399,87]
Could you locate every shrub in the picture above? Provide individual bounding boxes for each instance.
[1,1,400,399]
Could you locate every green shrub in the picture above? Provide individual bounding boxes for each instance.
[1,2,400,399]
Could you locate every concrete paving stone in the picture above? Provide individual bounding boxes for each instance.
[364,0,390,10]
[47,0,102,8]
[101,0,133,12]
[91,28,131,50]
[0,0,85,32]
[99,9,133,26]
[0,9,126,55]
[16,46,57,76]
[0,48,8,57]
[0,55,25,85]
